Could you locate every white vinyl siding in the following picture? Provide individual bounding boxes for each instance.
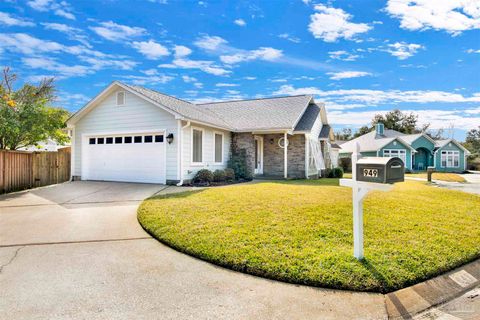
[192,128,203,164]
[182,122,231,180]
[383,149,407,165]
[441,150,459,168]
[214,132,223,164]
[73,89,179,181]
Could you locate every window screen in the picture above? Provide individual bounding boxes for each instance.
[115,137,122,144]
[89,138,96,145]
[192,129,203,163]
[106,137,113,144]
[97,137,104,144]
[155,135,163,143]
[144,135,153,143]
[134,136,142,143]
[214,133,223,163]
[124,136,132,143]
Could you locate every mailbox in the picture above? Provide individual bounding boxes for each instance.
[356,157,404,184]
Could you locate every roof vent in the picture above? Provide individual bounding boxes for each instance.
[376,123,385,137]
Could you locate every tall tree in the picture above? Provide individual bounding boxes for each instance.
[335,128,352,141]
[353,125,373,138]
[372,109,419,134]
[464,126,480,155]
[0,68,70,150]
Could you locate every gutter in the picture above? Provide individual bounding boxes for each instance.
[177,120,191,186]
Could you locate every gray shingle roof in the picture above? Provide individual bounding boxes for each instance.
[124,84,231,129]
[198,95,313,131]
[339,129,408,153]
[319,124,332,139]
[294,103,320,131]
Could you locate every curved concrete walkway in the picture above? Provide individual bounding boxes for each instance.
[0,181,385,320]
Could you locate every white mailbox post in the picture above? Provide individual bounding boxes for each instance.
[339,143,393,260]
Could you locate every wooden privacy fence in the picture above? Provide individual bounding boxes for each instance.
[0,148,71,194]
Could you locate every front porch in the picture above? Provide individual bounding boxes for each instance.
[232,132,324,179]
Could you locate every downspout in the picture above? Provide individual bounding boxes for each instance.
[176,120,191,186]
[69,126,75,182]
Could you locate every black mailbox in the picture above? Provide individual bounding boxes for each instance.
[356,157,404,184]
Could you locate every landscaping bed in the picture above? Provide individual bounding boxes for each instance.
[138,179,480,293]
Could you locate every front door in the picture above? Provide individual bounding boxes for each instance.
[254,136,263,174]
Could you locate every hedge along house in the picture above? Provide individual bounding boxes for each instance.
[66,82,335,185]
[339,123,470,172]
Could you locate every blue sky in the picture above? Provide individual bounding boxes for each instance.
[1,0,479,140]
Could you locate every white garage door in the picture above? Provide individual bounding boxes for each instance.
[83,132,166,184]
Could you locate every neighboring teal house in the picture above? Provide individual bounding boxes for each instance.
[339,123,470,172]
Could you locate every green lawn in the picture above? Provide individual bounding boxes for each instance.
[406,172,466,183]
[138,179,480,293]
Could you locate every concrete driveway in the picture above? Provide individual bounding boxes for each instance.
[0,181,386,320]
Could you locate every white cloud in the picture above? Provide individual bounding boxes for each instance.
[41,22,90,47]
[0,33,64,55]
[220,47,283,64]
[308,4,372,42]
[386,42,424,60]
[327,71,372,80]
[174,45,192,57]
[465,107,480,114]
[329,109,480,130]
[79,56,137,71]
[243,76,256,80]
[0,12,35,27]
[22,57,91,77]
[386,0,480,36]
[89,21,146,41]
[328,50,360,61]
[273,85,480,104]
[194,35,228,51]
[215,83,238,87]
[194,82,203,88]
[132,40,169,59]
[234,19,246,26]
[466,49,480,54]
[278,33,301,43]
[119,74,173,85]
[141,69,159,76]
[159,58,230,76]
[27,0,76,20]
[182,75,197,83]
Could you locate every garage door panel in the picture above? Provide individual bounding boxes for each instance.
[83,133,166,184]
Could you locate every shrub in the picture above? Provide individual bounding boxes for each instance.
[224,168,235,182]
[213,169,226,182]
[338,157,352,173]
[324,168,334,178]
[227,148,253,180]
[332,167,344,178]
[194,169,214,184]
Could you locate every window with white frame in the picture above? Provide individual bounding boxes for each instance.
[214,132,223,163]
[441,150,459,167]
[192,128,203,163]
[383,149,406,165]
[116,91,125,106]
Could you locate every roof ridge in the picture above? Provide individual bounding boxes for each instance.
[196,94,312,105]
[123,83,195,105]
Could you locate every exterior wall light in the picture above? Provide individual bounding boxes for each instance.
[166,133,174,144]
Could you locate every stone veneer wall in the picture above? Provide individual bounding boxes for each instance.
[263,134,306,178]
[232,132,306,179]
[231,132,256,175]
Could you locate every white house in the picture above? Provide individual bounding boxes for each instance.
[67,82,335,184]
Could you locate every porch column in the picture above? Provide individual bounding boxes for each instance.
[284,132,288,179]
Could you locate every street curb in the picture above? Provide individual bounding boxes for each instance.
[385,259,480,319]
